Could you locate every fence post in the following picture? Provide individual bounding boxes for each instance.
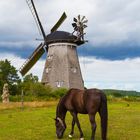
[21,89,24,110]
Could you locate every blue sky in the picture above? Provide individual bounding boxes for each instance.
[0,0,140,91]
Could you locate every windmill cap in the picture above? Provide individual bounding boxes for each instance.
[46,31,84,45]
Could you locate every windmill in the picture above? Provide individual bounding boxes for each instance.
[20,0,88,89]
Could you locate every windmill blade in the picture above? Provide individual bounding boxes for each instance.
[81,16,85,22]
[51,12,67,33]
[73,17,77,22]
[83,24,88,28]
[72,23,77,27]
[19,43,45,76]
[26,0,46,40]
[78,15,81,21]
[82,20,88,24]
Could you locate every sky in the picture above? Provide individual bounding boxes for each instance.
[0,0,140,91]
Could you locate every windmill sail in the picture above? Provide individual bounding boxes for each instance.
[26,0,46,39]
[51,12,67,33]
[19,43,45,76]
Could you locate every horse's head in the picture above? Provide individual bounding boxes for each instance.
[55,117,66,139]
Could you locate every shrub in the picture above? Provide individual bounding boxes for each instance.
[30,83,52,97]
[19,82,68,101]
[51,88,68,98]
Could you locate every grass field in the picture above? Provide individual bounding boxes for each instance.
[0,101,140,140]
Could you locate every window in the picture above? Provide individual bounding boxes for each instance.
[46,67,51,73]
[71,67,77,73]
[56,81,64,88]
[48,55,53,60]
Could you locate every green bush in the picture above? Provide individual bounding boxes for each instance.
[30,83,52,97]
[51,88,68,98]
[10,82,68,101]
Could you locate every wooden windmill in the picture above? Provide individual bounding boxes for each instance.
[20,0,88,89]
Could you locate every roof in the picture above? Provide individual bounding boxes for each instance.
[46,31,84,45]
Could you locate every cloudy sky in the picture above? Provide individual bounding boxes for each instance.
[0,0,140,91]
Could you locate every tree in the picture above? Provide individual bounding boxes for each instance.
[23,73,38,83]
[21,73,39,95]
[0,59,20,94]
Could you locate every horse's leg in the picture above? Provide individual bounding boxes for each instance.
[69,118,75,138]
[89,114,96,140]
[70,112,84,140]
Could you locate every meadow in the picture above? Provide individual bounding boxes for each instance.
[0,100,140,140]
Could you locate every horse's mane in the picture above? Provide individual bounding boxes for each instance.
[56,96,66,117]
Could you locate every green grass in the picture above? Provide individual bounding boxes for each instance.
[0,101,140,140]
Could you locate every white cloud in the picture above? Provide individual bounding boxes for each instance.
[0,53,140,91]
[0,0,140,47]
[80,57,140,91]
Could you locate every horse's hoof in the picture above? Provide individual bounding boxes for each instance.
[80,138,84,140]
[68,134,73,138]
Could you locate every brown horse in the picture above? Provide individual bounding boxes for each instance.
[55,88,108,140]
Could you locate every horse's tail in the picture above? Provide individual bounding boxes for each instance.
[99,92,108,140]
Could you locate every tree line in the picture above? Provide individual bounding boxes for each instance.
[0,59,67,100]
[1,59,140,101]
